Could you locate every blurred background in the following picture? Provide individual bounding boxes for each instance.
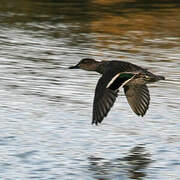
[0,0,180,179]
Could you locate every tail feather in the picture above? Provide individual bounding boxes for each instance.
[149,75,165,82]
[157,75,165,80]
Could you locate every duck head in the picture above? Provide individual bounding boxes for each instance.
[69,58,100,71]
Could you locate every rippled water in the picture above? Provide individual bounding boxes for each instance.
[0,0,180,179]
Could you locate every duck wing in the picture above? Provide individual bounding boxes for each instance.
[92,71,135,125]
[123,84,150,116]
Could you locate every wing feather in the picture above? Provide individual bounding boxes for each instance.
[123,85,150,116]
[92,71,134,125]
[92,88,118,125]
[92,70,147,124]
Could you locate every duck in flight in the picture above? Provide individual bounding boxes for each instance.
[69,58,165,125]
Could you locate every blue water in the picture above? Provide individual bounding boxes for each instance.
[0,0,180,179]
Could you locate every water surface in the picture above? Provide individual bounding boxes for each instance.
[0,0,180,179]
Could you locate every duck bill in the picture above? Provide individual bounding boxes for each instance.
[68,64,80,69]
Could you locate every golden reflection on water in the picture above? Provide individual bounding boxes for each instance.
[0,1,180,180]
[90,9,180,45]
[1,0,180,42]
[88,1,180,59]
[93,0,134,5]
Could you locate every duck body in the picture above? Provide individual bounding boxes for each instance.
[69,58,165,125]
[95,60,164,82]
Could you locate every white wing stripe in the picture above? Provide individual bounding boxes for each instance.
[106,73,120,88]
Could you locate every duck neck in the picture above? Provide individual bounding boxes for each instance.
[95,61,105,74]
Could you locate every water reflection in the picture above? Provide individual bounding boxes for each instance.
[0,0,180,179]
[88,145,152,179]
[123,146,152,179]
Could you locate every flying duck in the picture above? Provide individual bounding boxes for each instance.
[69,58,165,125]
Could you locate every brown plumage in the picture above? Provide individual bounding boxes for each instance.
[69,58,165,125]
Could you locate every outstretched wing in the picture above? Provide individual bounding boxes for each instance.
[123,84,150,116]
[92,71,135,125]
[92,87,118,125]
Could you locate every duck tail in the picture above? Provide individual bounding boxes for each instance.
[157,75,165,80]
[148,74,165,82]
